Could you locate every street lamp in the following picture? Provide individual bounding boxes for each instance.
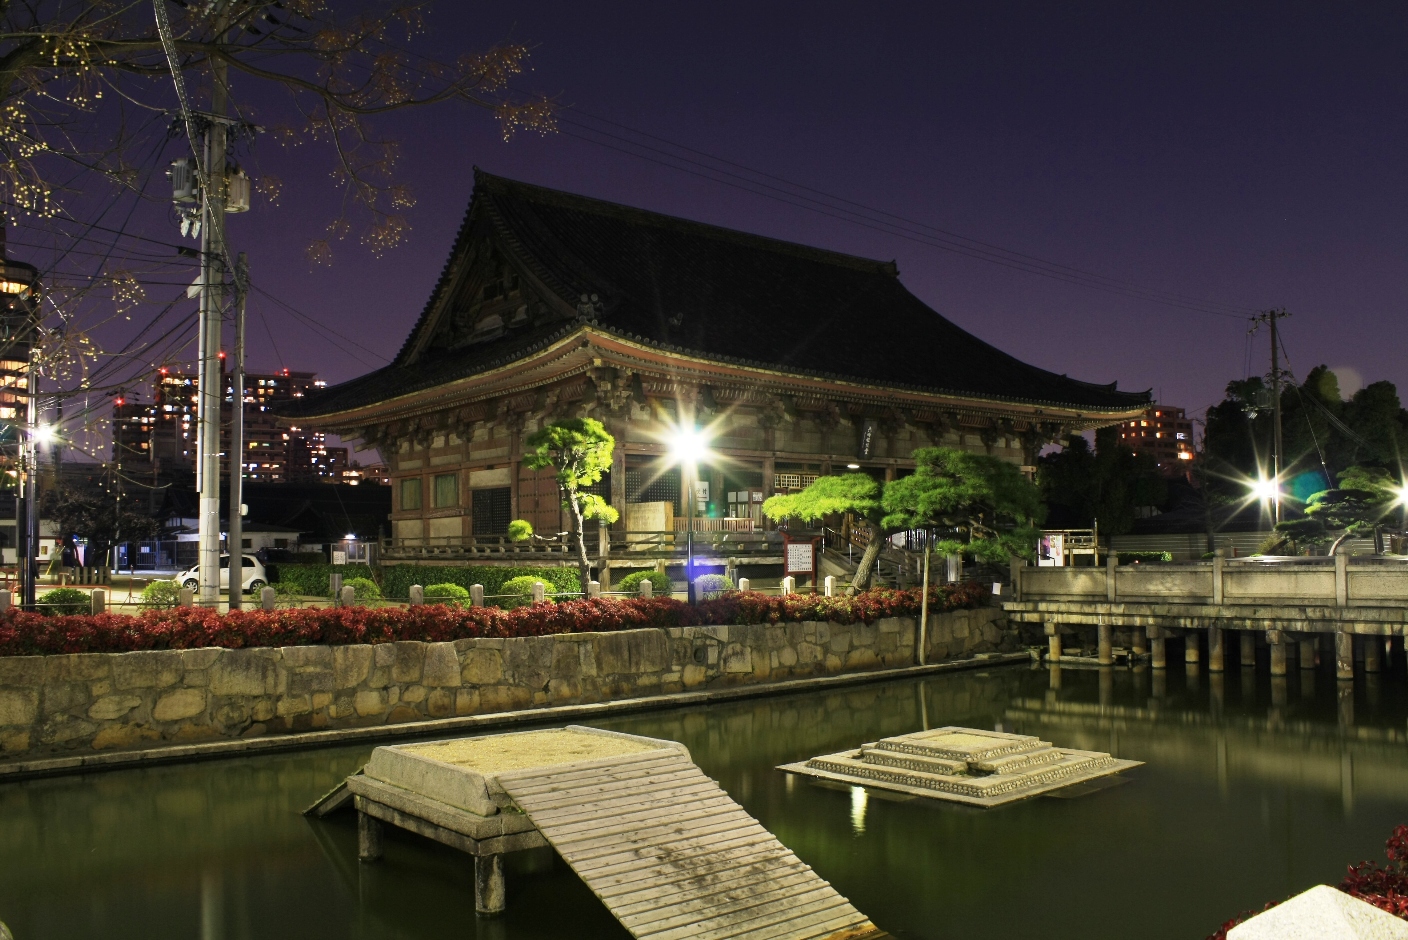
[1250,475,1279,503]
[31,424,54,446]
[668,425,713,602]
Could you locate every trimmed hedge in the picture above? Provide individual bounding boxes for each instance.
[272,563,375,596]
[343,577,382,601]
[0,583,987,656]
[36,588,89,616]
[425,583,470,606]
[695,574,735,600]
[497,575,549,609]
[617,571,673,596]
[379,565,581,599]
[1117,551,1173,564]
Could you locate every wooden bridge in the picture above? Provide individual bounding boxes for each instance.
[1005,554,1408,679]
[308,726,884,939]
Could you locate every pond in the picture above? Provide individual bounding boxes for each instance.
[3,659,1407,939]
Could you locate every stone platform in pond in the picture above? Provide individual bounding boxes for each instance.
[779,726,1142,807]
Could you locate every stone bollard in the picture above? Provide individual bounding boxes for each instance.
[737,577,750,592]
[341,585,355,608]
[781,576,795,595]
[91,589,106,615]
[824,575,835,597]
[261,586,276,611]
[178,587,193,607]
[638,579,652,598]
[475,854,506,916]
[471,584,484,607]
[409,584,424,607]
[588,580,601,598]
[531,580,545,603]
[0,590,10,614]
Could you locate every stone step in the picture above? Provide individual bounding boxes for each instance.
[872,734,1050,765]
[858,747,967,776]
[972,746,1064,775]
[806,749,1120,801]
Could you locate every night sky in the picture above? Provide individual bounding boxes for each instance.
[24,3,1408,453]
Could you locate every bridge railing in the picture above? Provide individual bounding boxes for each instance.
[1013,555,1408,608]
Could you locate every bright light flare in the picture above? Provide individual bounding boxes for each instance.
[31,424,55,445]
[1394,485,1408,507]
[668,426,711,465]
[1250,476,1280,501]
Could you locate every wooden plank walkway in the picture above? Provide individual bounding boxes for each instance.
[497,750,884,940]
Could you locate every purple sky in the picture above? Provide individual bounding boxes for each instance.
[25,3,1408,455]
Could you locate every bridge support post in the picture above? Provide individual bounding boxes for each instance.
[475,854,506,915]
[1045,622,1061,663]
[1097,623,1112,665]
[1148,627,1166,669]
[1364,634,1382,673]
[1184,630,1201,664]
[1336,631,1355,681]
[1239,631,1256,668]
[1298,637,1316,670]
[357,811,383,862]
[1208,627,1224,672]
[1132,628,1148,659]
[1269,631,1287,677]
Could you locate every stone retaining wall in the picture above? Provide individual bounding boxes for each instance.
[0,607,1013,760]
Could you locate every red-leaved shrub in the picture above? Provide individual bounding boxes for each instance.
[0,583,987,657]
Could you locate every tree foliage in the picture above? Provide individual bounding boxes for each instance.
[1037,429,1167,536]
[883,447,1043,563]
[1269,465,1399,555]
[43,483,158,568]
[763,473,887,593]
[522,418,619,592]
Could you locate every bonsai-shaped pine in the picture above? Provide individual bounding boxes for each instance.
[762,473,888,594]
[1279,465,1397,556]
[881,448,1044,564]
[521,418,621,593]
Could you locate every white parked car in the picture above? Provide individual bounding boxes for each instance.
[175,554,267,594]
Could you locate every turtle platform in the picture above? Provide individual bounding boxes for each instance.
[779,726,1141,807]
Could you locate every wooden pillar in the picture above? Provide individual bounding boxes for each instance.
[760,453,776,529]
[1097,623,1113,665]
[609,435,627,532]
[508,423,522,523]
[1298,637,1316,670]
[1239,631,1256,668]
[1207,626,1224,673]
[1269,631,1287,676]
[475,853,506,915]
[1336,631,1355,681]
[357,811,383,861]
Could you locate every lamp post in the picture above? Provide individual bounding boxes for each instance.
[668,425,709,604]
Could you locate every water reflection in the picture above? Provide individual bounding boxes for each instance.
[2,660,1406,940]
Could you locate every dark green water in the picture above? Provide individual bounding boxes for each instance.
[4,661,1408,939]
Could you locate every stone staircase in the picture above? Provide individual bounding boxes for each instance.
[780,726,1141,807]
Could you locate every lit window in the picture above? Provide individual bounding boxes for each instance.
[1175,433,1186,440]
[1178,452,1193,460]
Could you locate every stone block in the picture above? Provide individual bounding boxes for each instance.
[275,695,312,718]
[180,648,222,671]
[92,723,159,750]
[461,649,504,685]
[952,617,971,640]
[391,642,425,684]
[1,730,31,753]
[182,670,209,688]
[212,701,251,731]
[43,654,110,683]
[210,650,279,697]
[548,678,582,701]
[0,656,45,686]
[112,650,183,690]
[388,705,420,723]
[797,642,824,665]
[455,688,480,716]
[682,664,708,688]
[551,642,584,680]
[1227,884,1408,940]
[312,692,332,711]
[402,685,428,705]
[777,646,798,668]
[846,647,879,670]
[251,699,275,722]
[39,714,96,745]
[288,669,335,696]
[722,643,753,674]
[88,694,142,721]
[980,620,1003,645]
[828,631,851,653]
[41,682,88,715]
[354,689,389,717]
[427,689,454,717]
[825,653,844,672]
[422,642,461,688]
[280,645,333,670]
[153,688,206,722]
[0,689,39,726]
[373,644,397,667]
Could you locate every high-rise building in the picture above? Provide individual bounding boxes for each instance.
[1119,405,1195,474]
[112,366,348,483]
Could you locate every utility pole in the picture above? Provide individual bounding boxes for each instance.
[194,14,231,608]
[227,254,247,609]
[1252,309,1290,524]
